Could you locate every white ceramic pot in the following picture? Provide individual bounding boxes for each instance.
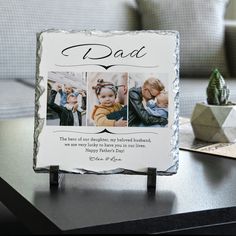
[190,103,236,143]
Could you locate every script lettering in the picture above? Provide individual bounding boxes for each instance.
[61,44,147,60]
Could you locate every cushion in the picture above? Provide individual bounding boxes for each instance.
[0,0,139,80]
[0,80,35,119]
[136,0,229,78]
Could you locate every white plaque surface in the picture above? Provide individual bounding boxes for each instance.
[34,30,179,175]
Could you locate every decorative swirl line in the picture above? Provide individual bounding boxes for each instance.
[53,129,159,135]
[55,64,159,70]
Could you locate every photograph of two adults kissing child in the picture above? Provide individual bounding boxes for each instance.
[47,72,168,128]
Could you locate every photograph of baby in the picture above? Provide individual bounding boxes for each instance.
[87,72,128,127]
[128,73,169,127]
[47,71,87,126]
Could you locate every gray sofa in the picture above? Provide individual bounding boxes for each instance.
[0,0,236,120]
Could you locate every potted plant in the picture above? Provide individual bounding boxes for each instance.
[190,69,236,143]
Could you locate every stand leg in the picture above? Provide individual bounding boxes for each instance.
[49,166,64,188]
[147,168,157,192]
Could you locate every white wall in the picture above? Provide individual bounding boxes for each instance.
[225,0,236,19]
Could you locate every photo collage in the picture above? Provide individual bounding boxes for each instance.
[47,72,168,128]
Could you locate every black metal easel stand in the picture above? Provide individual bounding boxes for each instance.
[49,166,64,189]
[147,168,157,193]
[49,166,157,192]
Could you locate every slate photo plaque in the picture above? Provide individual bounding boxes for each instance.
[34,30,179,175]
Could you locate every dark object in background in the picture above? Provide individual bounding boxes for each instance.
[0,202,30,235]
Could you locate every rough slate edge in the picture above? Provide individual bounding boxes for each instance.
[33,29,180,176]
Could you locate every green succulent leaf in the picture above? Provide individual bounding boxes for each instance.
[206,69,230,105]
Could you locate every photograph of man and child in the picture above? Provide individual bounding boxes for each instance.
[47,72,168,128]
